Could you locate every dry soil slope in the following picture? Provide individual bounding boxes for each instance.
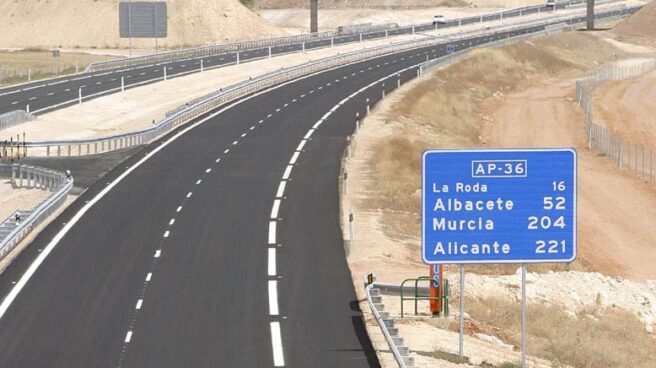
[257,0,545,8]
[613,0,656,46]
[0,0,284,49]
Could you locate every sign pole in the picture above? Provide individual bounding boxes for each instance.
[521,263,527,368]
[459,265,465,359]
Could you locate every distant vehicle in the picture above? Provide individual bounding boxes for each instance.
[546,0,556,7]
[433,15,446,25]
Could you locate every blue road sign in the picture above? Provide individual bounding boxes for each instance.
[422,149,576,264]
[446,44,456,54]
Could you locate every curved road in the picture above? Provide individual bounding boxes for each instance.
[0,7,636,367]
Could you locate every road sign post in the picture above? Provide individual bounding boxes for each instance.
[429,264,442,315]
[422,149,577,367]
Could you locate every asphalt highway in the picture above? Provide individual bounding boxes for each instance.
[0,3,565,116]
[0,7,634,368]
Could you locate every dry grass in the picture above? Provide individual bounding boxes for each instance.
[0,50,116,86]
[464,296,656,368]
[365,32,625,272]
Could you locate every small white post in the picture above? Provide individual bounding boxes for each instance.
[26,104,30,114]
[78,87,82,104]
[75,61,79,73]
[164,66,167,81]
[237,52,240,64]
[385,30,388,38]
[359,34,363,43]
[269,46,272,57]
[121,76,125,92]
[303,42,305,53]
[382,83,385,99]
[366,98,370,114]
[355,112,360,133]
[331,38,334,48]
[200,59,204,72]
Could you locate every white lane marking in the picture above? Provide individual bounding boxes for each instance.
[267,113,273,118]
[300,94,305,98]
[258,119,264,124]
[224,149,230,154]
[140,72,146,76]
[303,129,314,139]
[28,97,36,101]
[276,182,286,198]
[0,51,385,321]
[282,165,293,180]
[289,152,300,165]
[163,231,170,238]
[268,248,277,276]
[136,299,143,310]
[233,141,238,145]
[205,168,212,173]
[312,120,323,129]
[186,192,192,198]
[154,250,161,258]
[176,206,182,213]
[275,108,281,112]
[241,133,247,138]
[11,101,18,105]
[309,90,314,94]
[326,83,331,86]
[124,331,133,343]
[80,85,87,88]
[64,88,71,92]
[271,199,281,219]
[270,322,285,367]
[196,179,202,185]
[22,84,46,91]
[250,126,255,130]
[268,221,277,244]
[47,80,69,86]
[0,90,19,97]
[146,273,153,282]
[268,281,279,316]
[96,82,102,85]
[291,99,297,102]
[47,92,54,96]
[215,158,221,163]
[169,219,175,226]
[318,86,323,90]
[283,103,288,107]
[296,140,306,151]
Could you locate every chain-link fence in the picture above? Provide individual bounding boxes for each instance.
[576,59,656,183]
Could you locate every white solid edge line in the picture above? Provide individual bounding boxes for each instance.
[268,248,276,277]
[125,331,133,343]
[275,181,286,198]
[186,192,193,198]
[271,322,285,367]
[196,179,202,185]
[268,221,277,245]
[303,129,314,139]
[268,280,279,316]
[296,140,306,152]
[0,42,421,320]
[271,199,281,219]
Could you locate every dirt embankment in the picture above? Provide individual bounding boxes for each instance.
[343,31,656,368]
[592,67,656,152]
[613,0,656,46]
[256,0,545,9]
[0,0,284,49]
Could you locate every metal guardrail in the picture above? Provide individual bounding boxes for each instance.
[83,0,587,73]
[0,164,73,263]
[18,4,640,158]
[365,280,416,368]
[0,110,34,131]
[576,59,656,183]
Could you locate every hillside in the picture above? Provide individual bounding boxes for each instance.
[256,0,546,9]
[0,0,284,49]
[613,0,656,46]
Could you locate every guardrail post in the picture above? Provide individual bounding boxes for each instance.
[355,112,360,133]
[385,30,388,38]
[269,46,272,57]
[201,59,204,72]
[67,145,71,157]
[360,34,363,43]
[121,76,125,92]
[397,73,401,88]
[94,142,98,154]
[164,66,167,81]
[303,42,306,53]
[57,145,61,157]
[78,88,82,104]
[237,52,240,65]
[366,98,370,115]
[331,38,334,48]
[480,15,483,23]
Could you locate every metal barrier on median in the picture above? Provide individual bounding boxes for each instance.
[0,164,73,264]
[0,110,34,131]
[576,58,656,183]
[17,4,641,158]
